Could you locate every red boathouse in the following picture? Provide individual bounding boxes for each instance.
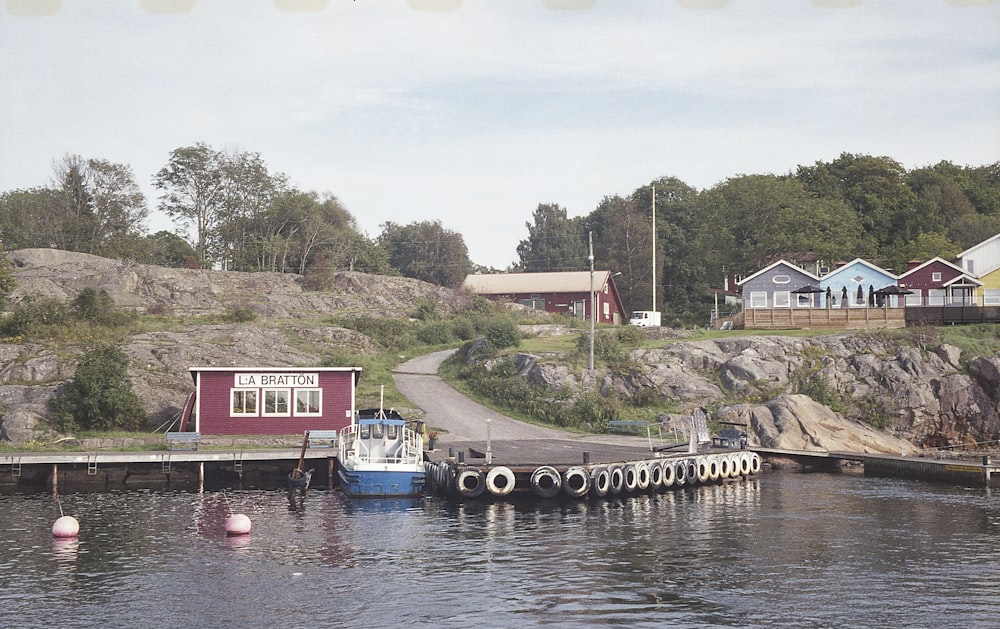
[187,367,362,435]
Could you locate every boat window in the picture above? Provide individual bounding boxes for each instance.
[371,423,384,439]
[386,424,399,440]
[360,425,370,439]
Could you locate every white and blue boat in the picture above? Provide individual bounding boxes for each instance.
[337,407,426,497]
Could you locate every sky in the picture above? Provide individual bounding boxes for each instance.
[2,0,999,270]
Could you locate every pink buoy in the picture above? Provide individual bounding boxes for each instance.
[52,515,80,538]
[225,513,252,536]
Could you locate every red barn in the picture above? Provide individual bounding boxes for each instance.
[463,270,627,324]
[187,367,362,435]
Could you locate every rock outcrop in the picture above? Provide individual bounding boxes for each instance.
[2,248,998,456]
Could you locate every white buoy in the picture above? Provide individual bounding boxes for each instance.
[225,513,252,536]
[52,515,80,538]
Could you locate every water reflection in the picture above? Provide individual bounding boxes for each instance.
[1,475,999,627]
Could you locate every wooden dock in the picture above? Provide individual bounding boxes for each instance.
[0,449,339,492]
[754,447,1000,487]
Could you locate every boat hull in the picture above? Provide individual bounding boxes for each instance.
[336,463,425,497]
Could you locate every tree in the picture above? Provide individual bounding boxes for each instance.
[139,231,199,268]
[49,155,148,256]
[50,344,146,432]
[153,143,228,266]
[377,220,471,286]
[516,203,587,271]
[0,244,15,309]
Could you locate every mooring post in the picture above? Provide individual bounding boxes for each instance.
[984,455,992,485]
[583,451,590,464]
[458,451,465,463]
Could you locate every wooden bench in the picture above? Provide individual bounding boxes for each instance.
[607,420,649,434]
[306,430,337,448]
[712,427,744,449]
[166,432,201,451]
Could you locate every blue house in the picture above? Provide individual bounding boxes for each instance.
[737,260,821,309]
[820,259,899,308]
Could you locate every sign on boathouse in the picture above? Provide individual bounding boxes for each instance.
[189,367,362,435]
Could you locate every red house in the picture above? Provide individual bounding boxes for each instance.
[897,257,982,306]
[186,367,362,435]
[463,270,627,324]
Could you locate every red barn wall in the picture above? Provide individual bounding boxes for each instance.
[193,368,358,435]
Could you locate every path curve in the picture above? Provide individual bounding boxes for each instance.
[392,350,568,442]
[392,349,649,449]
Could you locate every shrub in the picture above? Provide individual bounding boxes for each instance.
[339,316,416,351]
[451,317,477,341]
[0,297,71,337]
[50,344,146,432]
[416,320,453,345]
[483,318,520,351]
[616,324,646,347]
[224,305,258,323]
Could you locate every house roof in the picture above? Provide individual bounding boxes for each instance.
[897,256,966,279]
[822,258,897,281]
[735,259,820,286]
[463,270,614,294]
[957,232,1000,259]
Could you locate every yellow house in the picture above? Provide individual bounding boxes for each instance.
[976,266,1000,306]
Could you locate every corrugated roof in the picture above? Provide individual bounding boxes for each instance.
[463,271,612,294]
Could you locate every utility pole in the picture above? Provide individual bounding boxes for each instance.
[652,184,656,311]
[588,230,595,371]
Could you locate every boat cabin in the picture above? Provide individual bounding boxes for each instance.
[185,367,362,435]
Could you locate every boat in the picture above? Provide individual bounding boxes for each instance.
[336,406,426,497]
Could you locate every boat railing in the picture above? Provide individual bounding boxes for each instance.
[339,424,423,465]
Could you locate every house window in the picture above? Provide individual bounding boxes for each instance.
[749,291,767,308]
[773,291,790,308]
[984,289,1000,305]
[263,389,290,416]
[231,389,258,416]
[927,289,945,306]
[932,272,942,282]
[603,302,609,316]
[905,292,921,307]
[796,293,812,307]
[772,275,790,284]
[295,389,322,415]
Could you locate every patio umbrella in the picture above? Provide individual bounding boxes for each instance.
[868,285,875,307]
[874,285,913,296]
[842,286,848,307]
[826,286,833,306]
[791,284,823,294]
[857,284,864,303]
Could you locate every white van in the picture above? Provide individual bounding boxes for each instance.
[628,311,661,327]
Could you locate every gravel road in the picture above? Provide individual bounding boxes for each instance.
[392,350,651,450]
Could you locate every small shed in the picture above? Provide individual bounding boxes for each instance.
[463,270,626,324]
[187,367,362,435]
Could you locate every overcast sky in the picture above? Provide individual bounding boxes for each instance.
[2,0,998,269]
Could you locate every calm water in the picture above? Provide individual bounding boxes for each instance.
[2,472,999,628]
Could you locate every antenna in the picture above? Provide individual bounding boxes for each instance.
[652,184,656,311]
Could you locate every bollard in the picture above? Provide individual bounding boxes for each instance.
[583,451,590,464]
[458,451,465,463]
[449,447,454,458]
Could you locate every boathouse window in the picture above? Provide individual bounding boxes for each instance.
[748,291,767,308]
[773,291,790,308]
[985,289,1000,305]
[231,389,258,416]
[263,389,290,416]
[295,389,321,416]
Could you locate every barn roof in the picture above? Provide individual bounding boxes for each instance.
[463,270,614,294]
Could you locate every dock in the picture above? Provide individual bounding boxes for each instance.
[753,447,1000,487]
[0,448,338,492]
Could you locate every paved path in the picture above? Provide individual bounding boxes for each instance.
[392,350,657,459]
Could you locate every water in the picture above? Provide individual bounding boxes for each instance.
[2,472,999,628]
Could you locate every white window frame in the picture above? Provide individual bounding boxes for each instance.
[905,292,921,307]
[295,389,322,416]
[927,289,946,306]
[796,293,813,308]
[932,272,942,282]
[984,289,1000,305]
[773,291,790,308]
[749,291,768,309]
[231,389,258,416]
[262,388,291,417]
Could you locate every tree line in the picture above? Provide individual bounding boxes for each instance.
[2,146,998,324]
